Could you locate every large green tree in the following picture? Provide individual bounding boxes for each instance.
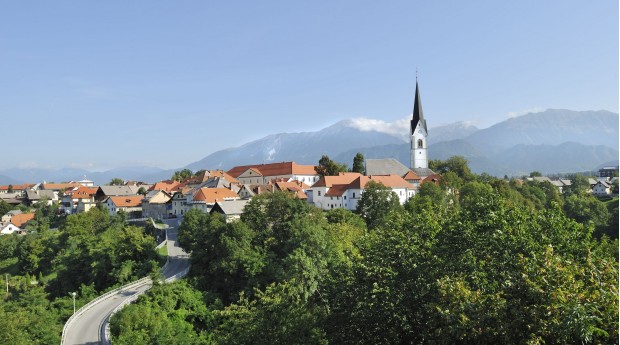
[315,155,347,177]
[355,180,402,230]
[351,152,365,174]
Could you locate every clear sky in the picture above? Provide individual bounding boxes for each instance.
[1,1,617,171]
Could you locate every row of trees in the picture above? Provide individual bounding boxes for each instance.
[110,158,618,343]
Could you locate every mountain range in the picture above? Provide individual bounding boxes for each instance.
[0,109,617,184]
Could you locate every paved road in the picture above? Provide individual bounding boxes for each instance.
[63,218,189,345]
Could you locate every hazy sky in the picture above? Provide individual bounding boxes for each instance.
[1,1,617,170]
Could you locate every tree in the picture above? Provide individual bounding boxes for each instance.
[567,174,592,195]
[108,178,124,186]
[7,185,13,193]
[172,169,193,182]
[429,156,473,181]
[137,187,147,196]
[529,171,542,177]
[351,153,365,175]
[315,155,347,177]
[355,181,402,230]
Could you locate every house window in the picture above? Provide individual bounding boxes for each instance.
[318,191,321,196]
[344,196,347,200]
[418,139,423,148]
[352,192,356,198]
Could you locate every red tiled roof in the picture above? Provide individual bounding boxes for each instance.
[227,162,317,178]
[325,184,349,197]
[149,180,182,193]
[10,213,35,227]
[192,187,238,204]
[42,182,81,190]
[313,173,362,187]
[402,171,421,181]
[67,186,98,198]
[108,196,143,207]
[0,184,35,191]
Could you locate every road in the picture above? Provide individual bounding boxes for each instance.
[62,218,189,345]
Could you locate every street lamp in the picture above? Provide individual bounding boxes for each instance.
[71,292,76,314]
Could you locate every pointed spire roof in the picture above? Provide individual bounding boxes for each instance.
[410,81,427,134]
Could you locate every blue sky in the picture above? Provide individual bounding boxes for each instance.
[1,1,617,170]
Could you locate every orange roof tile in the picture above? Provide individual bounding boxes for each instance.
[108,196,144,208]
[313,172,362,187]
[227,162,317,178]
[192,187,239,204]
[402,171,421,181]
[42,182,81,190]
[149,180,182,193]
[67,186,98,198]
[10,213,35,227]
[325,184,349,197]
[0,183,35,191]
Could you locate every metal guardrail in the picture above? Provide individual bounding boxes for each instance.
[100,279,153,345]
[60,276,151,345]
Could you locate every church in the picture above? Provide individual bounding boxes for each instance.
[365,81,436,179]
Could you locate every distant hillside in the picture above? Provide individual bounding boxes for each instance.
[467,109,618,153]
[0,166,167,185]
[185,120,405,171]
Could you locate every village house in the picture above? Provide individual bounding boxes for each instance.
[25,189,58,206]
[141,190,173,220]
[309,173,416,211]
[237,179,309,200]
[592,180,612,196]
[0,183,36,197]
[95,185,140,203]
[9,213,36,229]
[60,186,98,214]
[104,196,144,217]
[210,199,250,223]
[149,180,183,194]
[1,210,22,223]
[0,223,23,235]
[189,187,239,213]
[227,162,319,186]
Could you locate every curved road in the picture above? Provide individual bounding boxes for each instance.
[63,219,189,345]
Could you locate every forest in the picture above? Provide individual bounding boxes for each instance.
[0,204,162,344]
[106,158,618,344]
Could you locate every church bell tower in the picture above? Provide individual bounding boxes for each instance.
[410,81,428,169]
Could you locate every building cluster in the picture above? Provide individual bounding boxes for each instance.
[0,82,615,235]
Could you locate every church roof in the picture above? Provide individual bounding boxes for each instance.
[411,81,427,134]
[365,158,411,176]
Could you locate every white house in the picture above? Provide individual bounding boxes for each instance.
[309,173,416,211]
[0,223,21,235]
[592,180,612,196]
[104,196,144,217]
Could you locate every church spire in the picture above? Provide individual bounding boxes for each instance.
[410,81,427,134]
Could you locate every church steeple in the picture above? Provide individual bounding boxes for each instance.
[410,81,427,135]
[410,80,428,169]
